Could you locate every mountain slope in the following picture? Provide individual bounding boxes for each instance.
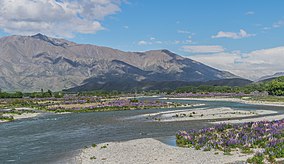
[0,34,239,92]
[257,72,284,82]
[67,78,252,92]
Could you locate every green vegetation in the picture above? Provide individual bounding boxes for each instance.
[241,147,254,154]
[174,76,284,96]
[0,89,64,99]
[267,76,284,96]
[175,83,266,95]
[90,156,96,160]
[51,105,173,113]
[25,90,64,98]
[250,95,284,102]
[0,94,182,115]
[0,91,23,98]
[101,145,107,149]
[264,141,284,163]
[247,153,265,164]
[0,108,38,122]
[129,98,139,103]
[0,77,283,100]
[0,115,14,122]
[177,119,284,164]
[77,90,122,97]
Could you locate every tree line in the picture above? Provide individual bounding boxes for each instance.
[175,76,284,96]
[0,89,64,99]
[0,76,283,98]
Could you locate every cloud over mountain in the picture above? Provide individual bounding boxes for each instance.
[181,45,225,53]
[0,0,122,38]
[190,46,284,80]
[0,34,238,91]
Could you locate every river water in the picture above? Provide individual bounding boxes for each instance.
[0,99,283,163]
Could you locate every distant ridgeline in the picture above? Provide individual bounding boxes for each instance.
[0,76,284,98]
[175,76,284,96]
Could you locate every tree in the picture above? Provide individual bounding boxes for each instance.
[267,77,284,96]
[47,90,52,97]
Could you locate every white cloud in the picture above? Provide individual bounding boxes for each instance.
[245,11,255,15]
[138,35,194,46]
[184,39,193,44]
[0,0,123,38]
[176,30,194,44]
[273,20,284,28]
[174,40,181,44]
[138,40,149,45]
[262,20,284,31]
[182,45,225,53]
[171,38,193,45]
[137,39,163,45]
[263,27,271,30]
[189,46,284,80]
[177,30,191,34]
[212,29,255,39]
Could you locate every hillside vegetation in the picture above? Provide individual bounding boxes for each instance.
[175,76,284,96]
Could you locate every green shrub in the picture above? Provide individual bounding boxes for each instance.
[241,147,253,154]
[101,145,107,149]
[90,156,96,160]
[247,153,264,164]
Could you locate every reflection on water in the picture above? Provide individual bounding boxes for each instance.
[0,99,283,163]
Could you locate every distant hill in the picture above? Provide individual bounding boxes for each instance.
[257,72,284,82]
[0,33,241,92]
[66,78,252,92]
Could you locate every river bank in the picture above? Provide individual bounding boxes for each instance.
[76,97,284,164]
[158,97,284,124]
[76,138,252,164]
[162,97,284,107]
[0,108,41,123]
[141,107,277,122]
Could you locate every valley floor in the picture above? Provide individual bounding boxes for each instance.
[75,97,284,164]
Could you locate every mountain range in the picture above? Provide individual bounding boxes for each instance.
[0,34,246,92]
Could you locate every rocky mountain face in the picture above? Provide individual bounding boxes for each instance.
[0,34,239,92]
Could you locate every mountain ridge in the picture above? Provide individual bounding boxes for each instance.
[257,72,284,82]
[67,78,252,92]
[0,33,240,92]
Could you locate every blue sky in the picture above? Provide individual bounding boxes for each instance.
[74,0,284,54]
[0,0,283,79]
